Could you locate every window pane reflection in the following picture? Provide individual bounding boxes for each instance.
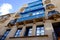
[36,25,44,36]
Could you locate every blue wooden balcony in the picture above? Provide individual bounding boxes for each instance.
[24,4,43,13]
[20,7,45,15]
[16,14,45,22]
[27,3,43,9]
[28,0,42,7]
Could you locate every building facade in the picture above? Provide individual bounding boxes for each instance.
[0,0,60,40]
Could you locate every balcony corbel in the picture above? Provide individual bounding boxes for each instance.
[44,0,51,4]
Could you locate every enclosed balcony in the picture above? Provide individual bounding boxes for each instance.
[7,19,17,27]
[16,14,44,23]
[24,4,44,13]
[48,10,60,20]
[28,0,42,7]
[46,4,55,10]
[21,7,45,15]
[48,10,59,16]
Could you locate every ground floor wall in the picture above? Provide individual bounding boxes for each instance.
[0,19,60,40]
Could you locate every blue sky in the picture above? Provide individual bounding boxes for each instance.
[0,0,37,16]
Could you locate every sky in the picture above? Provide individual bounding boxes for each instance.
[0,0,37,16]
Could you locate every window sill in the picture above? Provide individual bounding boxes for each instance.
[10,35,48,39]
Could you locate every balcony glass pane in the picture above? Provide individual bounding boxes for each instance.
[32,10,45,16]
[21,14,30,17]
[48,10,58,16]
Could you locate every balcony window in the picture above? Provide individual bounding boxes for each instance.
[24,27,32,36]
[14,28,22,37]
[33,10,44,16]
[36,25,44,36]
[0,29,11,40]
[9,19,17,25]
[33,12,40,15]
[25,4,43,12]
[21,14,30,17]
[48,10,59,16]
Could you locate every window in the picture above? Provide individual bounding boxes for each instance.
[39,9,45,14]
[14,28,22,37]
[21,14,30,17]
[48,10,59,16]
[25,4,43,12]
[33,12,40,15]
[24,27,32,36]
[10,19,17,24]
[0,29,11,40]
[36,25,44,36]
[32,9,44,16]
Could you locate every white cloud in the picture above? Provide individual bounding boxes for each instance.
[0,3,12,16]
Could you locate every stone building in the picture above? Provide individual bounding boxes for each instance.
[0,0,60,40]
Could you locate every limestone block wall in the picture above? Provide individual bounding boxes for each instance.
[5,20,57,40]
